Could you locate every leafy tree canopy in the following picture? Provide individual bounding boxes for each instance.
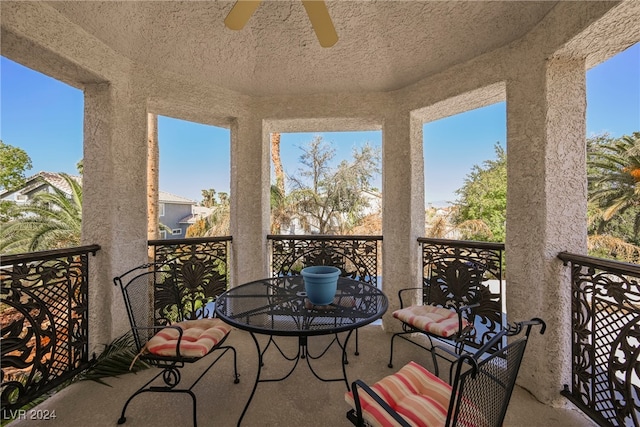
[588,132,640,234]
[453,143,506,242]
[0,140,32,192]
[287,136,381,234]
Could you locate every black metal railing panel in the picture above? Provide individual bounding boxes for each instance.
[1,245,100,414]
[558,251,640,427]
[419,238,505,350]
[148,237,232,320]
[267,235,382,286]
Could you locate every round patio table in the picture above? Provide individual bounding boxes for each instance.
[215,275,388,426]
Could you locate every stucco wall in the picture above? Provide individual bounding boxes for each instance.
[2,0,638,406]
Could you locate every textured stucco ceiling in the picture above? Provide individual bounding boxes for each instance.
[45,1,558,96]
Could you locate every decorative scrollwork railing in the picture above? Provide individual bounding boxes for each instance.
[148,237,232,320]
[419,238,505,351]
[1,245,100,415]
[558,251,640,427]
[267,235,382,286]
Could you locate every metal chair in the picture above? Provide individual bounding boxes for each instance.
[388,258,485,374]
[347,318,546,427]
[113,263,239,427]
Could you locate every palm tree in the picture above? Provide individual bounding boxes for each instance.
[270,132,289,234]
[186,201,230,237]
[588,132,640,234]
[147,113,160,242]
[0,174,82,253]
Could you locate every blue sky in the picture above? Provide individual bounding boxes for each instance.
[1,43,638,204]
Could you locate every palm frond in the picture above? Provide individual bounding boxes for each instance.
[74,331,150,386]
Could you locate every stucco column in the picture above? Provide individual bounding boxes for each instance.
[229,116,270,285]
[381,110,425,330]
[506,56,587,405]
[83,81,149,353]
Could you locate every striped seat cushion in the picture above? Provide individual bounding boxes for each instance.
[345,361,452,427]
[146,318,231,358]
[393,305,468,338]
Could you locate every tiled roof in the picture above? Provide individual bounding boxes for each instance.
[159,191,196,204]
[1,171,196,205]
[16,171,81,196]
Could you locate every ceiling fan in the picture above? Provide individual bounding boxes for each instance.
[224,0,338,48]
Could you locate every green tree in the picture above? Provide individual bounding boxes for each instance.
[0,140,32,192]
[287,136,380,234]
[187,190,230,237]
[453,143,506,242]
[0,174,82,253]
[588,132,640,233]
[586,132,640,261]
[201,189,217,208]
[0,141,33,222]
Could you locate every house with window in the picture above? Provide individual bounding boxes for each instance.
[158,191,211,239]
[0,171,81,206]
[1,172,201,240]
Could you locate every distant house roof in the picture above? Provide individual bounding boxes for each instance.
[0,171,81,199]
[1,171,196,205]
[159,191,196,205]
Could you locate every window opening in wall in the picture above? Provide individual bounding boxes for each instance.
[157,116,230,239]
[270,131,382,236]
[585,42,640,262]
[423,102,506,243]
[0,56,83,254]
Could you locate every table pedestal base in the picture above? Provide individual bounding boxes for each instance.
[237,330,355,426]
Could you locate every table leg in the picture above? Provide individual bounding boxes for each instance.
[237,332,261,427]
[304,330,354,390]
[237,330,354,425]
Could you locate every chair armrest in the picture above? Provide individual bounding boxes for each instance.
[431,344,481,383]
[351,380,411,427]
[515,317,547,336]
[397,287,424,308]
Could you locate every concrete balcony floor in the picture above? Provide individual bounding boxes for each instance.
[11,325,594,427]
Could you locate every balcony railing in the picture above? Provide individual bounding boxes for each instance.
[0,245,100,415]
[558,251,640,427]
[147,236,232,319]
[419,238,505,351]
[267,234,382,286]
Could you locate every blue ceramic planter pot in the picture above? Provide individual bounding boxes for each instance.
[301,266,340,305]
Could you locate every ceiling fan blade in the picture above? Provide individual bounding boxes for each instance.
[301,0,338,48]
[224,0,262,30]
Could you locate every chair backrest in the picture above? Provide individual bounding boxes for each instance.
[447,320,545,427]
[425,258,486,311]
[113,263,180,351]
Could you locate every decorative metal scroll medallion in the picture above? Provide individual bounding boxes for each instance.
[151,238,230,320]
[270,236,381,286]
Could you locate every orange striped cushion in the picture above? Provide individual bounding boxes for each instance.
[345,361,452,427]
[393,305,468,338]
[146,318,231,358]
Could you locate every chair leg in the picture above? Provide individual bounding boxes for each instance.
[222,345,240,384]
[388,332,399,368]
[117,346,239,426]
[354,328,360,356]
[117,369,167,424]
